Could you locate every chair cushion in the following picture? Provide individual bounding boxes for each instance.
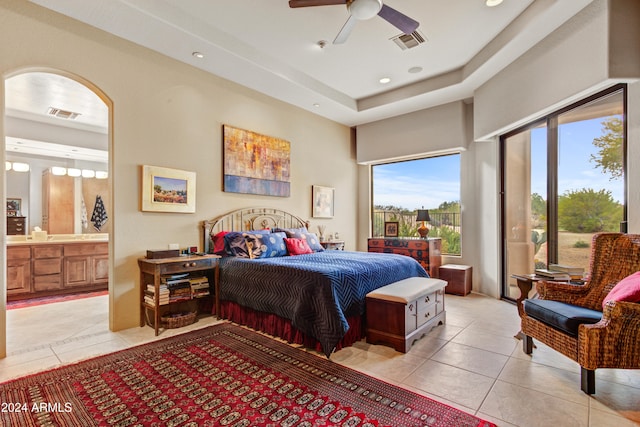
[524,299,602,337]
[603,271,640,308]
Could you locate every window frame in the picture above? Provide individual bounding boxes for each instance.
[499,84,628,301]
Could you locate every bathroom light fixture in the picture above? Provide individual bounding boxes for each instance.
[95,171,108,179]
[82,169,96,178]
[67,168,81,177]
[5,161,11,171]
[51,166,67,176]
[10,162,30,172]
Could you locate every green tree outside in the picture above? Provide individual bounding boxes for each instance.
[558,188,622,233]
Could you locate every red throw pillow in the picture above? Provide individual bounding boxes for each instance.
[212,231,230,254]
[285,237,313,255]
[603,271,640,308]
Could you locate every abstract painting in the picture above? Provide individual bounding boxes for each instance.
[223,125,290,197]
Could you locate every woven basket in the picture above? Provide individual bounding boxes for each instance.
[161,311,197,329]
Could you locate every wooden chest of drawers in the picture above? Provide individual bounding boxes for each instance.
[7,216,26,235]
[367,238,442,278]
[366,277,447,353]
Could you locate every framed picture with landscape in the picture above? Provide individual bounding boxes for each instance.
[141,165,196,213]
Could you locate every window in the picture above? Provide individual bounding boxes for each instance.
[372,154,461,255]
[501,85,626,300]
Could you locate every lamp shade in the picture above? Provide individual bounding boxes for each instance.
[416,209,430,222]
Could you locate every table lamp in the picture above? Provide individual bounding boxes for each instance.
[416,208,431,238]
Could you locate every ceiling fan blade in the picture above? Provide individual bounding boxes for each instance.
[289,0,346,7]
[377,4,419,34]
[333,15,357,44]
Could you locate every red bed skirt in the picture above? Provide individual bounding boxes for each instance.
[219,300,364,355]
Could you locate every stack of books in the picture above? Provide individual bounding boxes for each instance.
[534,268,571,281]
[144,283,169,306]
[189,276,210,298]
[548,264,585,280]
[163,274,192,303]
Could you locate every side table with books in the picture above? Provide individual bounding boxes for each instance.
[138,254,220,336]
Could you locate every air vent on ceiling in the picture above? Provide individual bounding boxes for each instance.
[391,31,426,51]
[47,107,80,120]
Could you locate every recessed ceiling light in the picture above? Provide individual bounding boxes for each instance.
[192,51,204,59]
[408,66,423,74]
[486,0,503,6]
[313,103,320,108]
[379,77,391,84]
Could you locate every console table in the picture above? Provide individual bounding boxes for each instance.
[367,237,442,278]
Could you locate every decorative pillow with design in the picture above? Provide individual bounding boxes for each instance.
[274,227,324,252]
[223,232,251,258]
[243,231,288,258]
[603,271,640,308]
[285,237,313,255]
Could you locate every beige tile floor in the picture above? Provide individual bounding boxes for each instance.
[1,293,639,427]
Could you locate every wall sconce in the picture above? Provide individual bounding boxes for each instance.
[416,207,431,238]
[6,161,30,172]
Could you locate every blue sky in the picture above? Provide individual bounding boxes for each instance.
[373,115,623,212]
[373,154,461,211]
[531,116,624,203]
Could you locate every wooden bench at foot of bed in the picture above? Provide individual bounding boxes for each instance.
[366,277,447,353]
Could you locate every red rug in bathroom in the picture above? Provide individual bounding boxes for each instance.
[6,290,108,310]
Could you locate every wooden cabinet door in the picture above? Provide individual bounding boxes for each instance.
[64,256,91,287]
[7,258,31,294]
[92,255,109,284]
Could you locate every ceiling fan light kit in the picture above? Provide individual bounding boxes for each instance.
[348,0,382,20]
[289,0,419,44]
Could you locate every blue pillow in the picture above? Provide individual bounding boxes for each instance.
[274,228,324,252]
[244,231,288,258]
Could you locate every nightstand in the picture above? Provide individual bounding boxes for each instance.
[320,240,345,250]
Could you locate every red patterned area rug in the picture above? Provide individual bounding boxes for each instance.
[0,322,495,427]
[7,290,108,310]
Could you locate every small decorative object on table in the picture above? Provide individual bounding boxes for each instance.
[317,225,326,242]
[416,207,431,238]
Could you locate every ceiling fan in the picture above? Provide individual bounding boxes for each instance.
[289,0,419,44]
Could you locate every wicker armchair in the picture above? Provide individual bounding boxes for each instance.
[521,233,640,394]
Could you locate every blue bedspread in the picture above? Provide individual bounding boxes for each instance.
[219,251,428,356]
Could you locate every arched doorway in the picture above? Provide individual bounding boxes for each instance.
[3,69,112,356]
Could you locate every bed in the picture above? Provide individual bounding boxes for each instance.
[203,207,429,357]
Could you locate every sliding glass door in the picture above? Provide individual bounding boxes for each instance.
[501,85,626,300]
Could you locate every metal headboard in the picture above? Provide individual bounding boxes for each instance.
[202,207,309,253]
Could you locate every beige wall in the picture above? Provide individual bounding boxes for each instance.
[0,0,353,357]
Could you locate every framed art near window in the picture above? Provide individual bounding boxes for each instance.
[384,221,399,237]
[141,165,196,213]
[312,185,334,218]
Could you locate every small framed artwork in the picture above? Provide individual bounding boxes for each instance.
[384,221,399,237]
[141,165,196,213]
[312,185,335,218]
[7,198,21,214]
